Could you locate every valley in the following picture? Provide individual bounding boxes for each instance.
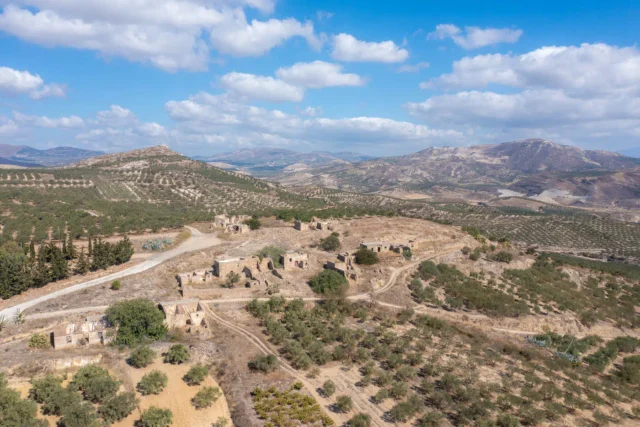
[0,142,638,427]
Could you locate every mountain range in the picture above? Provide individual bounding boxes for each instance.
[272,139,640,209]
[0,144,103,167]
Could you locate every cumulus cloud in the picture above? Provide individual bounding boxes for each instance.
[0,1,321,71]
[0,116,19,136]
[427,24,522,49]
[73,105,166,148]
[406,89,640,128]
[13,111,84,128]
[397,62,430,73]
[276,61,365,88]
[331,33,408,63]
[298,106,323,117]
[220,72,304,102]
[0,66,66,99]
[424,43,640,97]
[210,10,322,57]
[164,92,461,151]
[409,43,640,149]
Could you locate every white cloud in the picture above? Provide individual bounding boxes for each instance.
[406,89,640,128]
[407,43,640,149]
[427,24,522,49]
[397,62,430,73]
[316,11,334,21]
[0,66,66,99]
[164,92,461,152]
[331,33,408,63]
[13,111,84,128]
[75,105,166,148]
[0,1,319,71]
[0,117,19,136]
[220,72,304,102]
[298,106,323,117]
[276,61,365,88]
[210,10,321,57]
[425,43,640,97]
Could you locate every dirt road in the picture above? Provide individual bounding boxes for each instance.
[0,227,221,320]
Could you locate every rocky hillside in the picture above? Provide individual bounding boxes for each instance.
[0,144,103,167]
[275,139,640,208]
[193,147,373,177]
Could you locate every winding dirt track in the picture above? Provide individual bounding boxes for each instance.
[0,227,220,320]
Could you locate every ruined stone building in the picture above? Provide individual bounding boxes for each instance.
[51,315,113,350]
[315,221,331,230]
[177,269,214,286]
[213,257,257,279]
[294,220,309,231]
[361,240,417,254]
[326,260,359,281]
[211,214,252,231]
[159,299,207,332]
[280,252,309,271]
[360,242,393,253]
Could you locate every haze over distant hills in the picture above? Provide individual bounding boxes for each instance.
[0,144,103,167]
[192,148,374,177]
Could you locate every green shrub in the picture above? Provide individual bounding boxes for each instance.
[192,386,222,409]
[244,217,261,230]
[139,406,173,427]
[164,344,190,364]
[137,370,168,395]
[70,365,119,404]
[354,248,378,265]
[28,333,49,349]
[111,280,121,290]
[128,346,156,368]
[183,364,209,386]
[105,299,167,346]
[335,395,354,413]
[309,270,349,297]
[98,392,137,424]
[59,401,100,427]
[29,374,63,404]
[389,394,423,422]
[491,251,513,263]
[347,413,371,427]
[321,380,336,397]
[321,234,341,251]
[248,354,279,373]
[417,411,444,427]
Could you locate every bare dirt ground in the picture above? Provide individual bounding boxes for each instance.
[114,357,232,427]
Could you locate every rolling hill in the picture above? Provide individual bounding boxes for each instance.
[0,144,103,167]
[0,146,393,245]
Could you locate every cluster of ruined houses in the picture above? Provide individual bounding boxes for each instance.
[210,214,252,234]
[324,240,418,281]
[50,234,420,350]
[50,301,209,350]
[177,251,309,297]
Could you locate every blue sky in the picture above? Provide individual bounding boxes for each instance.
[0,0,638,156]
